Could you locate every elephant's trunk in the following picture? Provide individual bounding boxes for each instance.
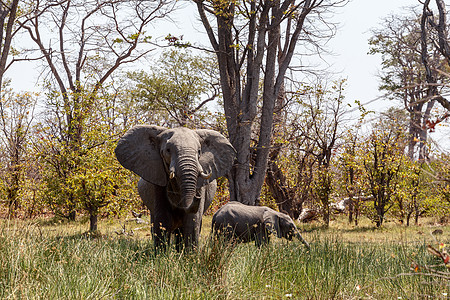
[295,230,311,250]
[177,152,202,213]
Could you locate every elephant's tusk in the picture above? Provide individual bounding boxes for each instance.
[198,161,212,179]
[200,171,212,180]
[170,171,175,179]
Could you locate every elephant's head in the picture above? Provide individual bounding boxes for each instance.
[264,210,310,249]
[115,125,236,213]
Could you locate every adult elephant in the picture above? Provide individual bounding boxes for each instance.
[115,125,236,250]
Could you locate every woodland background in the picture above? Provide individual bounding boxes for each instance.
[0,0,449,232]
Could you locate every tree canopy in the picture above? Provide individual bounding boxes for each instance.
[0,0,448,230]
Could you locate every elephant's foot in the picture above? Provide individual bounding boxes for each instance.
[153,225,171,252]
[154,235,171,253]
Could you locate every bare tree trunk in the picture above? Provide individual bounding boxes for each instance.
[266,149,294,215]
[421,0,450,127]
[89,212,98,232]
[0,0,19,89]
[265,80,299,215]
[418,100,435,160]
[348,197,354,224]
[318,168,332,227]
[68,206,77,221]
[414,207,420,225]
[407,105,422,159]
[196,0,321,205]
[431,0,450,63]
[346,166,355,224]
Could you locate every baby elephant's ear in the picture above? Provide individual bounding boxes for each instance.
[263,209,282,238]
[115,125,167,186]
[195,129,236,185]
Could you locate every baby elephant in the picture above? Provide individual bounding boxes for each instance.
[212,201,310,249]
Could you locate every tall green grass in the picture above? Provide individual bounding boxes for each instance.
[0,220,448,299]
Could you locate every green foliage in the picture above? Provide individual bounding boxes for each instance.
[362,109,409,227]
[0,87,37,217]
[336,116,447,227]
[267,80,346,220]
[391,161,432,225]
[339,127,367,195]
[368,13,427,97]
[425,153,450,218]
[127,49,219,127]
[35,87,140,223]
[164,34,191,48]
[313,168,333,221]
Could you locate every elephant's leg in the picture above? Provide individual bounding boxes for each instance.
[254,231,263,247]
[138,181,171,250]
[151,216,172,251]
[255,228,269,247]
[150,186,178,251]
[173,228,183,252]
[215,224,231,243]
[181,212,203,250]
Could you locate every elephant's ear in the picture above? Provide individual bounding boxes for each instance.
[263,209,282,238]
[115,125,167,186]
[196,129,236,186]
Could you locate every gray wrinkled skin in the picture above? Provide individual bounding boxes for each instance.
[115,125,236,250]
[212,201,310,249]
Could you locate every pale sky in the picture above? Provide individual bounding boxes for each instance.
[166,0,419,107]
[8,0,417,98]
[6,0,449,149]
[326,0,448,149]
[326,0,417,107]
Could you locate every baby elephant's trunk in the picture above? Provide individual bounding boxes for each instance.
[295,230,310,250]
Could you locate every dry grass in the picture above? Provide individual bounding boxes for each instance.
[0,215,448,299]
[299,216,448,245]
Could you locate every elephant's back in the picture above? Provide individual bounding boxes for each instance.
[213,201,262,226]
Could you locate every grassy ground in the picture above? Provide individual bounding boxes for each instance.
[0,215,448,299]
